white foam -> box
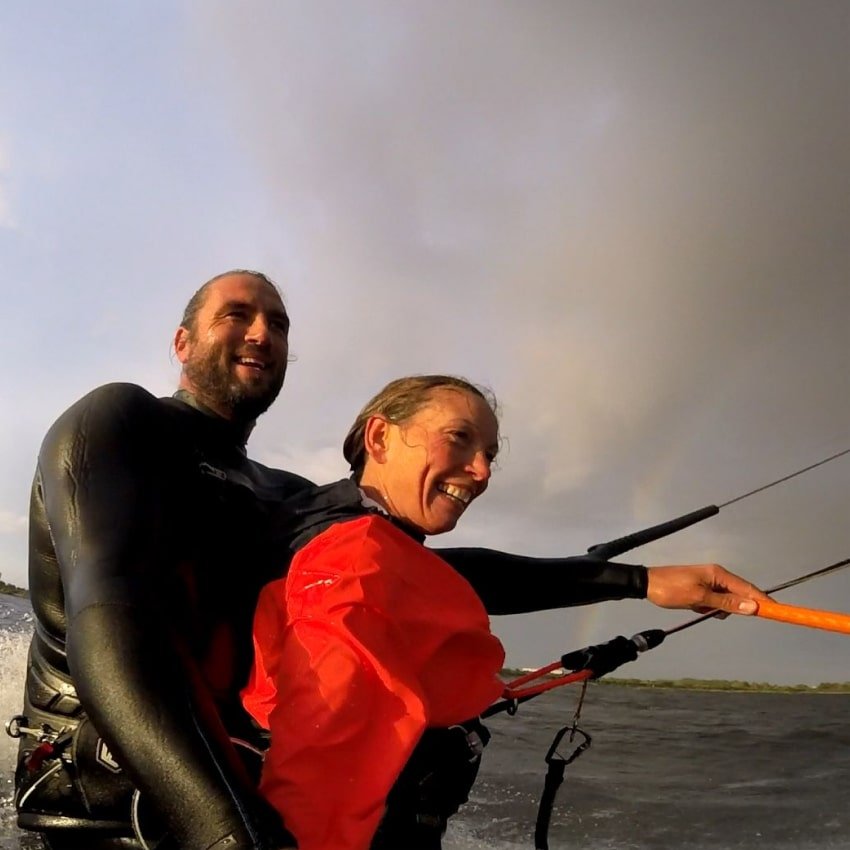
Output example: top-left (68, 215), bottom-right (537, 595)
top-left (1, 628), bottom-right (30, 848)
top-left (1, 630), bottom-right (29, 776)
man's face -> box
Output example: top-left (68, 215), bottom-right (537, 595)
top-left (174, 273), bottom-right (290, 422)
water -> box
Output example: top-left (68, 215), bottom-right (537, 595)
top-left (2, 594), bottom-right (849, 849)
top-left (1, 595), bottom-right (38, 850)
top-left (451, 687), bottom-right (850, 849)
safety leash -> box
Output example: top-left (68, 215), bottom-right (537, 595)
top-left (533, 681), bottom-right (591, 850)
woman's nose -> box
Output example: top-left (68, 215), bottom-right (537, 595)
top-left (469, 451), bottom-right (492, 483)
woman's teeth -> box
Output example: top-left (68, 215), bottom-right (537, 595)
top-left (436, 483), bottom-right (472, 505)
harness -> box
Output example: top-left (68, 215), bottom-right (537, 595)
top-left (6, 715), bottom-right (74, 775)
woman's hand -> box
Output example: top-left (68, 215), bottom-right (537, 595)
top-left (646, 564), bottom-right (769, 614)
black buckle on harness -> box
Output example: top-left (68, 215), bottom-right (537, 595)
top-left (545, 725), bottom-right (592, 768)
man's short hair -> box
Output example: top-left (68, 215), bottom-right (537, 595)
top-left (180, 270), bottom-right (282, 333)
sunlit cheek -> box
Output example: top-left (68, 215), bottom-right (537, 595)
top-left (203, 324), bottom-right (224, 342)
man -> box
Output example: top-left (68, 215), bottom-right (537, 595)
top-left (16, 271), bottom-right (307, 849)
top-left (13, 269), bottom-right (764, 850)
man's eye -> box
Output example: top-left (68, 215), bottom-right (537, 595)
top-left (449, 430), bottom-right (469, 442)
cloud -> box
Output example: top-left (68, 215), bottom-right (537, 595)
top-left (257, 444), bottom-right (350, 487)
top-left (185, 1), bottom-right (848, 536)
top-left (0, 137), bottom-right (15, 229)
top-left (0, 511), bottom-right (26, 535)
top-left (2, 2), bottom-right (842, 682)
top-left (184, 2), bottom-right (848, 682)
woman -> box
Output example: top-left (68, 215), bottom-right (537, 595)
top-left (243, 375), bottom-right (504, 850)
top-left (242, 375), bottom-right (765, 850)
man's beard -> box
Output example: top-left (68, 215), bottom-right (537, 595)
top-left (183, 340), bottom-right (286, 423)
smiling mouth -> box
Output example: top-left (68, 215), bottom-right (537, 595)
top-left (436, 483), bottom-right (473, 506)
top-left (234, 356), bottom-right (270, 371)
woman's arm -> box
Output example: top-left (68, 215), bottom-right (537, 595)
top-left (435, 547), bottom-right (647, 614)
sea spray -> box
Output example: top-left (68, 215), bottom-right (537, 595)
top-left (0, 628), bottom-right (31, 848)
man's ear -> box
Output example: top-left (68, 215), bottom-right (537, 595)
top-left (363, 416), bottom-right (392, 465)
top-left (173, 326), bottom-right (191, 365)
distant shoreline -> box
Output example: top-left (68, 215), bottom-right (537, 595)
top-left (1, 590), bottom-right (845, 693)
top-left (595, 677), bottom-right (850, 694)
top-left (501, 669), bottom-right (850, 694)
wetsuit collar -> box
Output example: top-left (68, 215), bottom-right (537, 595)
top-left (358, 488), bottom-right (389, 515)
top-left (357, 487), bottom-right (427, 543)
top-left (172, 389), bottom-right (255, 451)
top-left (282, 478), bottom-right (427, 553)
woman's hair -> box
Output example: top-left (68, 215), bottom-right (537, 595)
top-left (343, 375), bottom-right (499, 482)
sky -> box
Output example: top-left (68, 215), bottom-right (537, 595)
top-left (1, 0), bottom-right (847, 684)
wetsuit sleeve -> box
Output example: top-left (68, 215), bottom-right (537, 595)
top-left (255, 582), bottom-right (428, 850)
top-left (38, 384), bottom-right (292, 850)
top-left (433, 548), bottom-right (648, 614)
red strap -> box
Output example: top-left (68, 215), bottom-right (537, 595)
top-left (501, 665), bottom-right (592, 701)
top-left (26, 742), bottom-right (56, 773)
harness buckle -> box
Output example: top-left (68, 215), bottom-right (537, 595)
top-left (544, 725), bottom-right (592, 767)
top-left (5, 715), bottom-right (59, 742)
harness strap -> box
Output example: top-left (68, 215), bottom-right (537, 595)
top-left (533, 726), bottom-right (592, 850)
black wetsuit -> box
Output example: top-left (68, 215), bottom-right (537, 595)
top-left (275, 476), bottom-right (649, 616)
top-left (16, 383), bottom-right (311, 849)
top-left (14, 383), bottom-right (647, 850)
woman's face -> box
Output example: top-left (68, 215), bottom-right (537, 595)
top-left (363, 388), bottom-right (499, 536)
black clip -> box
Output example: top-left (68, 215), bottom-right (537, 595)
top-left (545, 725), bottom-right (592, 767)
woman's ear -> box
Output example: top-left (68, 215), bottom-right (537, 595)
top-left (363, 416), bottom-right (391, 465)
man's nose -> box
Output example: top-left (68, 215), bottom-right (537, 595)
top-left (245, 315), bottom-right (272, 346)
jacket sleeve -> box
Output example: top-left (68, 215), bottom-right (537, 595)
top-left (255, 582), bottom-right (427, 850)
top-left (433, 547), bottom-right (648, 614)
top-left (37, 384), bottom-right (292, 850)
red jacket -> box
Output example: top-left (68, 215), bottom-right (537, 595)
top-left (242, 514), bottom-right (505, 850)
